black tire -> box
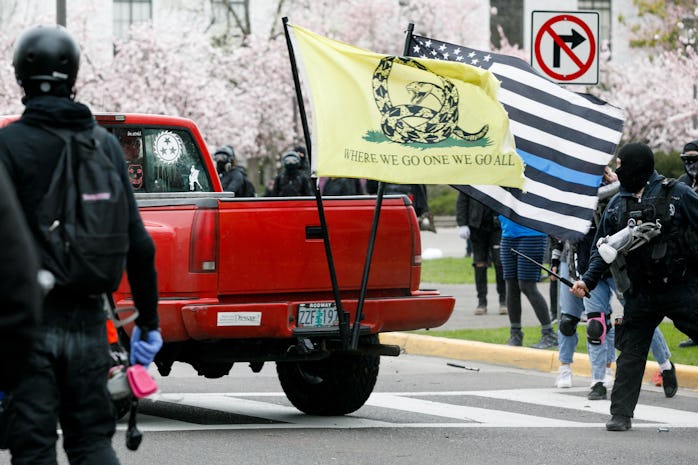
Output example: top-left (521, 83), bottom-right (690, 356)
top-left (276, 338), bottom-right (380, 416)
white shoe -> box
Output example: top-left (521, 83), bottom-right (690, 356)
top-left (603, 368), bottom-right (614, 389)
top-left (555, 366), bottom-right (572, 388)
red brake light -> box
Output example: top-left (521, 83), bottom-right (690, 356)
top-left (190, 208), bottom-right (218, 272)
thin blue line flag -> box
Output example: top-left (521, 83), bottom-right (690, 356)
top-left (407, 33), bottom-right (625, 241)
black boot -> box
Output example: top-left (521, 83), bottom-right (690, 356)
top-left (606, 415), bottom-right (631, 431)
top-left (661, 362), bottom-right (678, 398)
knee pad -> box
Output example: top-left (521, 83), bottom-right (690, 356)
top-left (559, 313), bottom-right (580, 337)
top-left (586, 312), bottom-right (609, 345)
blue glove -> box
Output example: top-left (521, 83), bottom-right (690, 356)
top-left (130, 327), bottom-right (163, 367)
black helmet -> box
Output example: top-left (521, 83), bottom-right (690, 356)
top-left (281, 151), bottom-right (301, 168)
top-left (13, 25), bottom-right (81, 91)
top-left (213, 145), bottom-right (235, 175)
top-left (213, 145), bottom-right (235, 163)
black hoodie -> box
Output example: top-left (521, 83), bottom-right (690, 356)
top-left (0, 96), bottom-right (159, 331)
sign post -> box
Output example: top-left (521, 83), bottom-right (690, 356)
top-left (531, 11), bottom-right (599, 85)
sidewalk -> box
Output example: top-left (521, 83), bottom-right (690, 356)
top-left (382, 226), bottom-right (698, 392)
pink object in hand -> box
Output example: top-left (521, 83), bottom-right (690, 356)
top-left (126, 365), bottom-right (158, 398)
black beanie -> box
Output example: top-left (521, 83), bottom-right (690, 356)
top-left (616, 143), bottom-right (654, 193)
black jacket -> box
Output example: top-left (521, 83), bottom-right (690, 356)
top-left (220, 166), bottom-right (246, 195)
top-left (678, 173), bottom-right (696, 190)
top-left (456, 191), bottom-right (499, 231)
top-left (582, 171), bottom-right (698, 291)
top-left (0, 162), bottom-right (41, 390)
top-left (271, 168), bottom-right (313, 197)
top-left (0, 96), bottom-right (159, 331)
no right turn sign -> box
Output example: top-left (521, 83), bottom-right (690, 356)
top-left (531, 11), bottom-right (599, 85)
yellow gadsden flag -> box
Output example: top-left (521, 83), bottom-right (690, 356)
top-left (286, 24), bottom-right (525, 188)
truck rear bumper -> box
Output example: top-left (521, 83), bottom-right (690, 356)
top-left (127, 293), bottom-right (454, 341)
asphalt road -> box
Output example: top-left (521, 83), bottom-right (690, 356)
top-left (10, 355), bottom-right (696, 465)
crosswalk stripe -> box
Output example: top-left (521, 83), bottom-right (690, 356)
top-left (120, 390), bottom-right (698, 431)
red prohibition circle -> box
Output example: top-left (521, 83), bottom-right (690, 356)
top-left (534, 15), bottom-right (596, 81)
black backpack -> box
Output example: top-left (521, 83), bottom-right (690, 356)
top-left (37, 125), bottom-right (130, 294)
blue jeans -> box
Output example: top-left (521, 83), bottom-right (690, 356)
top-left (581, 273), bottom-right (616, 382)
top-left (649, 326), bottom-right (671, 364)
top-left (557, 263), bottom-right (671, 381)
top-left (587, 277), bottom-right (671, 365)
top-left (557, 262), bottom-right (615, 382)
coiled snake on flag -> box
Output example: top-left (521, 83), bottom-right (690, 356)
top-left (372, 56), bottom-right (488, 144)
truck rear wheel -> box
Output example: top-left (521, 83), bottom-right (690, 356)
top-left (276, 337), bottom-right (380, 416)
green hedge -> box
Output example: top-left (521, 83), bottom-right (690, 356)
top-left (427, 185), bottom-right (458, 216)
top-left (655, 150), bottom-right (684, 178)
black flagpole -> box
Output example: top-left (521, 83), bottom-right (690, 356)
top-left (282, 17), bottom-right (351, 346)
top-left (349, 23), bottom-right (417, 349)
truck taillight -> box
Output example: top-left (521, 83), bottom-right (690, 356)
top-left (190, 208), bottom-right (218, 272)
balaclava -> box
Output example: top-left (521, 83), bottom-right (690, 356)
top-left (616, 143), bottom-right (654, 193)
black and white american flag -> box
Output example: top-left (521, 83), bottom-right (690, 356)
top-left (407, 34), bottom-right (625, 241)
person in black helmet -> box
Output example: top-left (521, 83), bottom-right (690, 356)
top-left (676, 139), bottom-right (698, 348)
top-left (213, 144), bottom-right (255, 197)
top-left (271, 150), bottom-right (313, 196)
top-left (571, 142), bottom-right (698, 432)
top-left (0, 25), bottom-right (160, 464)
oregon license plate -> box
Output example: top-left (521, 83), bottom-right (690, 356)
top-left (297, 302), bottom-right (339, 328)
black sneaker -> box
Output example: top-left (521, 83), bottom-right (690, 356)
top-left (606, 414), bottom-right (632, 431)
top-left (506, 331), bottom-right (523, 346)
top-left (588, 381), bottom-right (607, 400)
top-left (678, 339), bottom-right (697, 348)
top-left (661, 362), bottom-right (678, 398)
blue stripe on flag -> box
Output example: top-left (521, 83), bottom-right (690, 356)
top-left (517, 149), bottom-right (602, 188)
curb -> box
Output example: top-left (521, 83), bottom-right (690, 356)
top-left (380, 332), bottom-right (698, 391)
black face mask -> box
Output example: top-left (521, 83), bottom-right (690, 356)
top-left (616, 143), bottom-right (655, 193)
top-left (216, 160), bottom-right (228, 175)
top-left (684, 159), bottom-right (698, 179)
top-left (616, 165), bottom-right (648, 193)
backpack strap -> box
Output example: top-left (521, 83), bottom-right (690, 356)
top-left (103, 294), bottom-right (139, 329)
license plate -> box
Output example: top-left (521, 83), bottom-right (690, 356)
top-left (297, 302), bottom-right (339, 328)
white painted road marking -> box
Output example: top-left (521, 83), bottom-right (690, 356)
top-left (122, 389), bottom-right (698, 432)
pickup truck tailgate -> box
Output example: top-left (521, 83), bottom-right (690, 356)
top-left (217, 196), bottom-right (418, 295)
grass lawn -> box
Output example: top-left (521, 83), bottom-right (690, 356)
top-left (421, 256), bottom-right (502, 284)
top-left (419, 257), bottom-right (698, 367)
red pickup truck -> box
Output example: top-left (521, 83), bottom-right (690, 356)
top-left (4, 113), bottom-right (455, 415)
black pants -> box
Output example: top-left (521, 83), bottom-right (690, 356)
top-left (7, 298), bottom-right (119, 465)
top-left (611, 282), bottom-right (698, 418)
top-left (470, 226), bottom-right (505, 305)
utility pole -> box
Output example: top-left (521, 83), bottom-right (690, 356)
top-left (57, 0), bottom-right (66, 26)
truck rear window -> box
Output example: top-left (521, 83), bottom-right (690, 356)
top-left (109, 126), bottom-right (213, 193)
